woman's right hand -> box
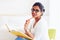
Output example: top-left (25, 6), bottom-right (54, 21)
top-left (24, 19), bottom-right (34, 39)
top-left (24, 19), bottom-right (30, 30)
top-left (24, 19), bottom-right (30, 37)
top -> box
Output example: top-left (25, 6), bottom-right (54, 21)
top-left (27, 16), bottom-right (48, 40)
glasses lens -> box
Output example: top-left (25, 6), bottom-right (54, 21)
top-left (31, 9), bottom-right (40, 13)
top-left (35, 10), bottom-right (39, 12)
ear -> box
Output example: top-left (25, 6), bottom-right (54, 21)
top-left (43, 9), bottom-right (45, 12)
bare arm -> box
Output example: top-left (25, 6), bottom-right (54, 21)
top-left (24, 19), bottom-right (34, 39)
top-left (24, 26), bottom-right (34, 38)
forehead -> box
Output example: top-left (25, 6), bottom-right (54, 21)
top-left (32, 6), bottom-right (40, 10)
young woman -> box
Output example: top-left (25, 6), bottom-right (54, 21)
top-left (24, 2), bottom-right (48, 40)
top-left (15, 2), bottom-right (48, 40)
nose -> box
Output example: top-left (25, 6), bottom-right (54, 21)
top-left (32, 11), bottom-right (36, 16)
top-left (32, 11), bottom-right (36, 13)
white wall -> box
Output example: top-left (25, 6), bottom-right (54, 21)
top-left (50, 0), bottom-right (60, 40)
top-left (0, 0), bottom-right (49, 16)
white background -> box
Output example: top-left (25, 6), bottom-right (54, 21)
top-left (0, 0), bottom-right (60, 40)
top-left (0, 0), bottom-right (49, 40)
top-left (50, 0), bottom-right (60, 40)
top-left (0, 0), bottom-right (49, 16)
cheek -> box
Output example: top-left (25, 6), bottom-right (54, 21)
top-left (32, 13), bottom-right (36, 16)
top-left (37, 13), bottom-right (42, 16)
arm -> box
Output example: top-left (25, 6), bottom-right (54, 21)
top-left (24, 19), bottom-right (34, 39)
top-left (24, 26), bottom-right (34, 39)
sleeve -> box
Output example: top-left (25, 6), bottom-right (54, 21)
top-left (33, 18), bottom-right (48, 40)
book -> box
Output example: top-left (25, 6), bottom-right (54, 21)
top-left (5, 24), bottom-right (32, 40)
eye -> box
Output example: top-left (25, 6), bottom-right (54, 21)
top-left (36, 10), bottom-right (39, 12)
top-left (31, 9), bottom-right (35, 11)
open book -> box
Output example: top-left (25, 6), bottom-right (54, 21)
top-left (5, 24), bottom-right (32, 40)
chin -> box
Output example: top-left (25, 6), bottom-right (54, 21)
top-left (33, 16), bottom-right (35, 17)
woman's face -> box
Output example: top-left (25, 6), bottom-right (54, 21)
top-left (31, 6), bottom-right (42, 18)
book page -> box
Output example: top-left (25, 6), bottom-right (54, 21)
top-left (5, 24), bottom-right (32, 40)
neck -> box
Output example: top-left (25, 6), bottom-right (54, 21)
top-left (35, 16), bottom-right (41, 22)
top-left (33, 16), bottom-right (41, 28)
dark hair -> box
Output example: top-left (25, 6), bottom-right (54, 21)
top-left (33, 2), bottom-right (45, 12)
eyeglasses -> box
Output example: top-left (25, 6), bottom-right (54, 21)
top-left (31, 9), bottom-right (40, 13)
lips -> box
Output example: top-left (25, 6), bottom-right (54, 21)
top-left (32, 14), bottom-right (37, 17)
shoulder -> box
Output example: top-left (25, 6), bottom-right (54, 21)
top-left (39, 16), bottom-right (48, 27)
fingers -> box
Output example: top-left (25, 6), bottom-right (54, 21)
top-left (24, 19), bottom-right (30, 28)
top-left (24, 17), bottom-right (33, 29)
top-left (26, 19), bottom-right (30, 24)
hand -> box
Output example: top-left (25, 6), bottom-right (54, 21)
top-left (24, 19), bottom-right (30, 36)
top-left (24, 19), bottom-right (30, 30)
top-left (24, 19), bottom-right (34, 39)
